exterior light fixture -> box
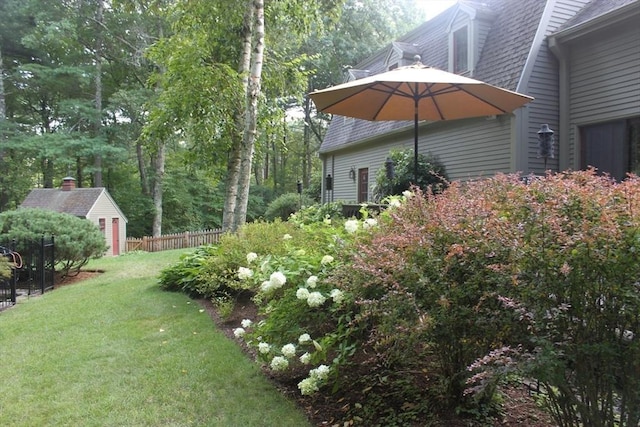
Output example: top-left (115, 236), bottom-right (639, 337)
top-left (349, 167), bottom-right (356, 182)
top-left (537, 124), bottom-right (555, 169)
top-left (325, 174), bottom-right (333, 191)
top-left (385, 157), bottom-right (395, 180)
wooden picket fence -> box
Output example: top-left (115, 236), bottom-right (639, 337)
top-left (125, 229), bottom-right (224, 253)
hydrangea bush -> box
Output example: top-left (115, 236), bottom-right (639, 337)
top-left (231, 214), bottom-right (377, 396)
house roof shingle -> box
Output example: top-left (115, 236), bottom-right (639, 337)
top-left (320, 0), bottom-right (548, 154)
top-left (21, 188), bottom-right (106, 217)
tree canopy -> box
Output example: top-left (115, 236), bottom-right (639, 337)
top-left (0, 0), bottom-right (426, 235)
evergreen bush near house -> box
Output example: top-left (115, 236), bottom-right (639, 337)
top-left (0, 208), bottom-right (108, 276)
top-left (372, 148), bottom-right (448, 201)
top-left (264, 192), bottom-right (314, 221)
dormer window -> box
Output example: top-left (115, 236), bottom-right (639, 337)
top-left (452, 26), bottom-right (469, 73)
top-left (447, 3), bottom-right (496, 76)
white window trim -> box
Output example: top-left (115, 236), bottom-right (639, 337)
top-left (448, 20), bottom-right (475, 76)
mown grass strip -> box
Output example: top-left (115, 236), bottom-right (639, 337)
top-left (0, 250), bottom-right (310, 427)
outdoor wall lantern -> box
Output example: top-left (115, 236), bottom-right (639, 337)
top-left (537, 123), bottom-right (555, 169)
top-left (385, 157), bottom-right (395, 180)
top-left (349, 167), bottom-right (356, 182)
top-left (325, 174), bottom-right (333, 191)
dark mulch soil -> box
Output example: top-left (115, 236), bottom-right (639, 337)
top-left (199, 294), bottom-right (556, 427)
top-left (57, 273), bottom-right (555, 426)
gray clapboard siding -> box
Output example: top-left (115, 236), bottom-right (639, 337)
top-left (566, 21), bottom-right (640, 167)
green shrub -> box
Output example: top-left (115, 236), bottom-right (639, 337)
top-left (372, 148), bottom-right (448, 201)
top-left (0, 208), bottom-right (107, 276)
top-left (0, 256), bottom-right (11, 280)
top-left (288, 202), bottom-right (344, 225)
top-left (263, 193), bottom-right (314, 221)
top-left (346, 170), bottom-right (640, 425)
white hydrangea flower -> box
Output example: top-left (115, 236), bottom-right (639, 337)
top-left (389, 198), bottom-right (401, 207)
top-left (321, 255), bottom-right (334, 265)
top-left (237, 267), bottom-right (253, 280)
top-left (362, 218), bottom-right (378, 230)
top-left (299, 352), bottom-right (311, 364)
top-left (270, 356), bottom-right (289, 371)
top-left (402, 190), bottom-right (414, 199)
top-left (281, 343), bottom-right (296, 358)
top-left (233, 327), bottom-right (245, 338)
top-left (258, 342), bottom-right (271, 354)
top-left (246, 252), bottom-right (258, 263)
top-left (306, 275), bottom-right (318, 288)
top-left (311, 364), bottom-right (330, 380)
top-left (296, 287), bottom-right (310, 300)
top-left (283, 234), bottom-right (293, 240)
top-left (269, 271), bottom-right (287, 288)
top-left (260, 280), bottom-right (273, 292)
top-left (241, 319), bottom-right (253, 328)
top-left (298, 377), bottom-right (319, 395)
top-left (298, 333), bottom-right (311, 344)
top-left (330, 289), bottom-right (344, 304)
top-left (307, 291), bottom-right (327, 308)
top-left (344, 219), bottom-right (359, 233)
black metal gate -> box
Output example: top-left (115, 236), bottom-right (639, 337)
top-left (0, 237), bottom-right (55, 311)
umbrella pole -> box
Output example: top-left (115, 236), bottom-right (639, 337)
top-left (414, 100), bottom-right (419, 183)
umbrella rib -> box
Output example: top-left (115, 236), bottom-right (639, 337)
top-left (419, 84), bottom-right (510, 115)
top-left (369, 82), bottom-right (412, 120)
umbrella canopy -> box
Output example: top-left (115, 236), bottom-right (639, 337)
top-left (309, 59), bottom-right (534, 181)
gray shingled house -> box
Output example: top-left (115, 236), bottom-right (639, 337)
top-left (20, 178), bottom-right (128, 256)
top-left (319, 0), bottom-right (640, 204)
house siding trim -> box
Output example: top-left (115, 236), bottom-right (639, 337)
top-left (549, 1), bottom-right (640, 171)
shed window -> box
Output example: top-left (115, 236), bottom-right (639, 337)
top-left (453, 26), bottom-right (468, 73)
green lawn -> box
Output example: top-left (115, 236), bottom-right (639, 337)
top-left (0, 250), bottom-right (311, 427)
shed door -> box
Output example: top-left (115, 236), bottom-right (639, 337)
top-left (112, 218), bottom-right (120, 256)
top-left (357, 168), bottom-right (368, 203)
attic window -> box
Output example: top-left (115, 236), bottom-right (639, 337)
top-left (453, 26), bottom-right (469, 73)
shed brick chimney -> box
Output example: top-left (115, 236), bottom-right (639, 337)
top-left (61, 177), bottom-right (76, 191)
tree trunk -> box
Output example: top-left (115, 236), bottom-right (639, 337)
top-left (151, 141), bottom-right (165, 239)
top-left (233, 0), bottom-right (264, 228)
top-left (136, 141), bottom-right (150, 196)
top-left (93, 0), bottom-right (104, 187)
top-left (0, 47), bottom-right (5, 121)
top-left (222, 0), bottom-right (253, 232)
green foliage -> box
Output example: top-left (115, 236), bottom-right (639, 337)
top-left (372, 149), bottom-right (449, 201)
top-left (0, 256), bottom-right (12, 280)
top-left (289, 202), bottom-right (344, 225)
top-left (348, 170), bottom-right (640, 425)
top-left (0, 208), bottom-right (107, 276)
top-left (264, 193), bottom-right (315, 222)
top-left (159, 220), bottom-right (305, 299)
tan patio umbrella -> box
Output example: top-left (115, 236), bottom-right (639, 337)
top-left (309, 57), bottom-right (534, 181)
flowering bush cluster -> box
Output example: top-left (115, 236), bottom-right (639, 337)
top-left (229, 215), bottom-right (381, 396)
top-left (162, 172), bottom-right (640, 426)
top-left (340, 170), bottom-right (640, 425)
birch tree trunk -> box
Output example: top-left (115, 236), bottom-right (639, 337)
top-left (222, 0), bottom-right (253, 232)
top-left (233, 0), bottom-right (264, 228)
